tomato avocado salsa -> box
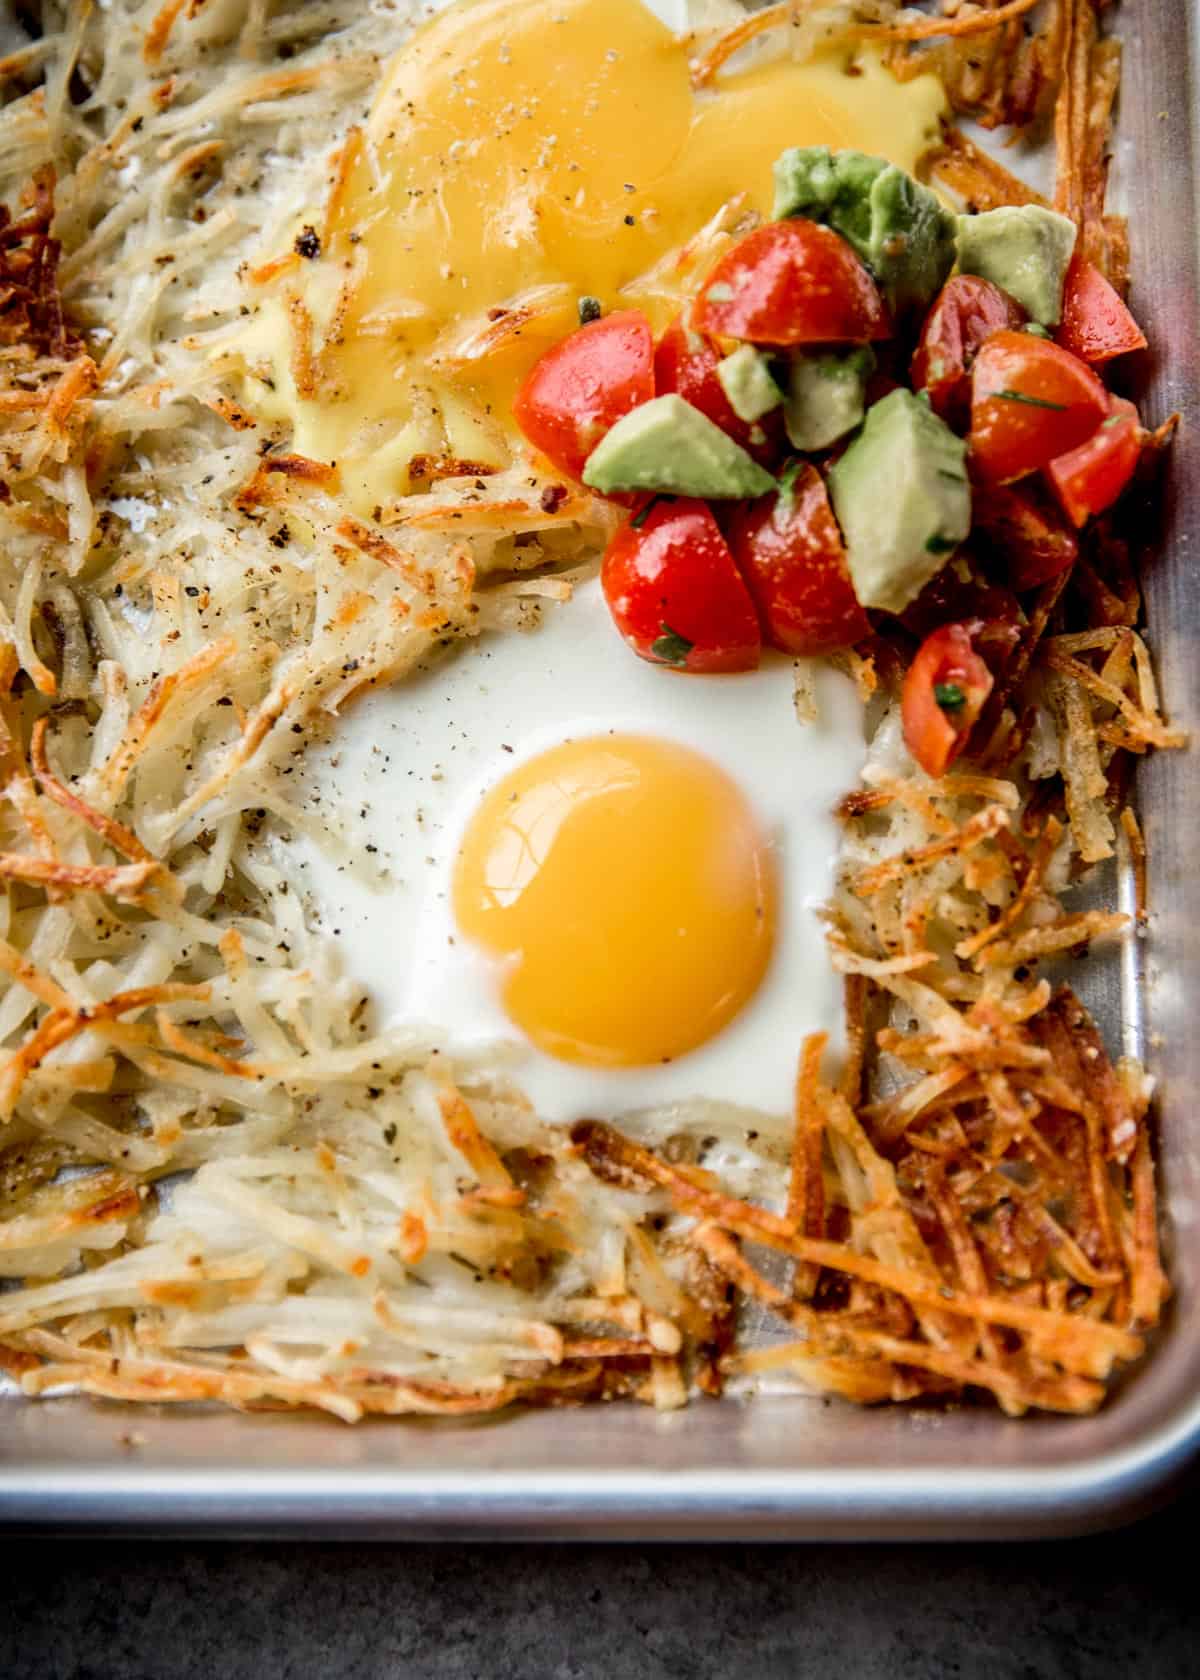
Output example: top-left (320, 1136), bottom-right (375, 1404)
top-left (511, 146), bottom-right (1148, 778)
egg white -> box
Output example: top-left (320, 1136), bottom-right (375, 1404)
top-left (287, 578), bottom-right (865, 1123)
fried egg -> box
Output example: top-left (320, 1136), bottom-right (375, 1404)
top-left (292, 578), bottom-right (864, 1121)
top-left (240, 0), bottom-right (942, 1120)
top-left (230, 0), bottom-right (946, 511)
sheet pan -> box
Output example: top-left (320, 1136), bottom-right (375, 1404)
top-left (0, 0), bottom-right (1197, 1539)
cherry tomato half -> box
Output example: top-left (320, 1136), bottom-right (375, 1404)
top-left (901, 621), bottom-right (995, 778)
top-left (1055, 258), bottom-right (1147, 366)
top-left (654, 314), bottom-right (782, 466)
top-left (601, 497), bottom-right (761, 673)
top-left (726, 463), bottom-right (868, 655)
top-left (972, 482), bottom-right (1080, 590)
top-left (910, 275), bottom-right (1026, 427)
top-left (512, 310), bottom-right (655, 482)
top-left (968, 331), bottom-right (1110, 485)
top-left (1044, 396), bottom-right (1143, 527)
top-left (695, 222), bottom-right (889, 348)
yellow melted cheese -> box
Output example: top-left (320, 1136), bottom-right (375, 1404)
top-left (232, 0), bottom-right (946, 510)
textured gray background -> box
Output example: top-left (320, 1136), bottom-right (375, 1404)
top-left (2, 1489), bottom-right (1198, 1678)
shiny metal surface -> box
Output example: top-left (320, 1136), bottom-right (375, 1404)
top-left (1, 2), bottom-right (1198, 1539)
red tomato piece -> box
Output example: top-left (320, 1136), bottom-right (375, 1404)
top-left (601, 498), bottom-right (761, 673)
top-left (969, 331), bottom-right (1110, 484)
top-left (972, 482), bottom-right (1080, 590)
top-left (654, 314), bottom-right (782, 466)
top-left (512, 311), bottom-right (654, 482)
top-left (910, 275), bottom-right (1026, 426)
top-left (726, 464), bottom-right (868, 655)
top-left (695, 221), bottom-right (889, 348)
top-left (1044, 397), bottom-right (1143, 527)
top-left (901, 622), bottom-right (995, 778)
top-left (1056, 258), bottom-right (1148, 365)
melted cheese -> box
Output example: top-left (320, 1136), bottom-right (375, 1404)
top-left (232, 0), bottom-right (945, 509)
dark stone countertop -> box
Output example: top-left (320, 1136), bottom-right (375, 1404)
top-left (3, 1486), bottom-right (1198, 1678)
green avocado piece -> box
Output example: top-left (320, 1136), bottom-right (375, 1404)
top-left (955, 205), bottom-right (1078, 325)
top-left (716, 345), bottom-right (784, 423)
top-left (772, 146), bottom-right (957, 315)
top-left (784, 347), bottom-right (873, 452)
top-left (827, 388), bottom-right (970, 614)
top-left (582, 394), bottom-right (776, 499)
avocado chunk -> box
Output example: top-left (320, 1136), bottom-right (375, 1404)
top-left (955, 205), bottom-right (1077, 325)
top-left (716, 345), bottom-right (784, 423)
top-left (784, 347), bottom-right (873, 452)
top-left (582, 394), bottom-right (776, 499)
top-left (827, 388), bottom-right (970, 614)
top-left (772, 146), bottom-right (957, 315)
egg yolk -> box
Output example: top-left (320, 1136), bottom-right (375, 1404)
top-left (452, 735), bottom-right (776, 1068)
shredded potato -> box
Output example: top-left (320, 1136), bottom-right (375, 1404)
top-left (0, 0), bottom-right (1178, 1423)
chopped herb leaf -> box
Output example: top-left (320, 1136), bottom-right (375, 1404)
top-left (774, 459), bottom-right (803, 520)
top-left (1101, 411), bottom-right (1127, 428)
top-left (651, 623), bottom-right (694, 667)
top-left (934, 682), bottom-right (966, 710)
top-left (925, 532), bottom-right (958, 555)
top-left (995, 389), bottom-right (1068, 411)
top-left (630, 494), bottom-right (668, 529)
top-left (577, 295), bottom-right (603, 325)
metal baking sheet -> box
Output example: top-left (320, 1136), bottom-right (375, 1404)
top-left (0, 2), bottom-right (1197, 1539)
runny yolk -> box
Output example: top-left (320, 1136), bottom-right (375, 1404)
top-left (231, 0), bottom-right (946, 510)
top-left (452, 734), bottom-right (776, 1068)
